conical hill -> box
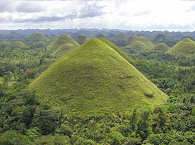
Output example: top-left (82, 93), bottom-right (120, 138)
top-left (154, 43), bottom-right (169, 51)
top-left (30, 38), bottom-right (168, 115)
top-left (167, 38), bottom-right (195, 56)
top-left (99, 38), bottom-right (133, 64)
top-left (127, 35), bottom-right (154, 50)
top-left (48, 34), bottom-right (79, 57)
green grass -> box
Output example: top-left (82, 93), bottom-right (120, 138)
top-left (10, 41), bottom-right (28, 49)
top-left (28, 33), bottom-right (48, 42)
top-left (127, 35), bottom-right (154, 50)
top-left (48, 34), bottom-right (79, 57)
top-left (154, 43), bottom-right (169, 51)
top-left (30, 38), bottom-right (168, 116)
top-left (167, 38), bottom-right (195, 56)
top-left (99, 38), bottom-right (134, 64)
top-left (0, 77), bottom-right (4, 84)
top-left (0, 77), bottom-right (15, 86)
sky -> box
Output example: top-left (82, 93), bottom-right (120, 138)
top-left (0, 0), bottom-right (195, 31)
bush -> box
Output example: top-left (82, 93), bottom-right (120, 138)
top-left (54, 135), bottom-right (71, 145)
top-left (0, 130), bottom-right (32, 145)
top-left (109, 131), bottom-right (125, 145)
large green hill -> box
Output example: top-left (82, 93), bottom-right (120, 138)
top-left (74, 34), bottom-right (88, 44)
top-left (167, 38), bottom-right (195, 56)
top-left (127, 35), bottom-right (154, 51)
top-left (48, 34), bottom-right (79, 57)
top-left (26, 33), bottom-right (49, 49)
top-left (30, 38), bottom-right (168, 115)
top-left (99, 38), bottom-right (134, 64)
top-left (27, 33), bottom-right (48, 42)
top-left (10, 41), bottom-right (28, 49)
top-left (154, 43), bottom-right (169, 51)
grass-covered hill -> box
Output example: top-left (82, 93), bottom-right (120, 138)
top-left (26, 33), bottom-right (49, 49)
top-left (127, 35), bottom-right (154, 51)
top-left (74, 34), bottom-right (88, 44)
top-left (99, 38), bottom-right (134, 64)
top-left (48, 34), bottom-right (79, 57)
top-left (30, 38), bottom-right (168, 115)
top-left (27, 33), bottom-right (48, 42)
top-left (10, 41), bottom-right (28, 49)
top-left (154, 43), bottom-right (169, 51)
top-left (167, 38), bottom-right (195, 56)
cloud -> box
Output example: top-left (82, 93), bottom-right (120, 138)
top-left (10, 0), bottom-right (106, 23)
top-left (0, 0), bottom-right (195, 31)
top-left (15, 16), bottom-right (65, 23)
top-left (133, 11), bottom-right (150, 17)
top-left (0, 0), bottom-right (15, 12)
top-left (16, 2), bottom-right (44, 13)
top-left (77, 3), bottom-right (105, 18)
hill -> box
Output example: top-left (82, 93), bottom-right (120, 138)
top-left (99, 38), bottom-right (133, 64)
top-left (127, 35), bottom-right (154, 50)
top-left (27, 33), bottom-right (48, 42)
top-left (29, 38), bottom-right (168, 115)
top-left (74, 34), bottom-right (88, 44)
top-left (152, 34), bottom-right (177, 47)
top-left (26, 33), bottom-right (49, 49)
top-left (48, 34), bottom-right (79, 57)
top-left (10, 41), bottom-right (28, 49)
top-left (167, 38), bottom-right (195, 56)
top-left (112, 33), bottom-right (129, 46)
top-left (154, 43), bottom-right (169, 51)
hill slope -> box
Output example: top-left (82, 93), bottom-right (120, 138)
top-left (74, 34), bottom-right (88, 44)
top-left (10, 41), bottom-right (28, 49)
top-left (99, 38), bottom-right (134, 64)
top-left (48, 34), bottom-right (79, 57)
top-left (30, 38), bottom-right (168, 115)
top-left (127, 35), bottom-right (154, 50)
top-left (26, 33), bottom-right (49, 49)
top-left (167, 38), bottom-right (195, 56)
top-left (154, 43), bottom-right (169, 51)
top-left (27, 33), bottom-right (48, 42)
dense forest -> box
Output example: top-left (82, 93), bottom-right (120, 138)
top-left (0, 30), bottom-right (194, 145)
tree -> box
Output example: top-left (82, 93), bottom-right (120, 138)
top-left (0, 130), bottom-right (32, 145)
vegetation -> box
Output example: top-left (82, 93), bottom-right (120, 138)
top-left (99, 37), bottom-right (134, 64)
top-left (25, 33), bottom-right (49, 49)
top-left (154, 43), bottom-right (169, 51)
top-left (0, 32), bottom-right (194, 145)
top-left (48, 34), bottom-right (79, 57)
top-left (74, 34), bottom-right (88, 44)
top-left (30, 38), bottom-right (168, 115)
top-left (126, 35), bottom-right (154, 51)
top-left (168, 38), bottom-right (195, 56)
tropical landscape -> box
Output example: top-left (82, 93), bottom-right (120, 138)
top-left (0, 0), bottom-right (195, 145)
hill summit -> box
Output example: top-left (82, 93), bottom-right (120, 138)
top-left (154, 43), bottom-right (169, 51)
top-left (48, 34), bottom-right (79, 57)
top-left (168, 38), bottom-right (195, 56)
top-left (30, 38), bottom-right (168, 115)
top-left (127, 35), bottom-right (154, 50)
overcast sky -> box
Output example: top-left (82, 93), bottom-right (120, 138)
top-left (1, 0), bottom-right (195, 31)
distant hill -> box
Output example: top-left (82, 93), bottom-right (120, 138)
top-left (48, 34), bottom-right (79, 57)
top-left (126, 35), bottom-right (154, 51)
top-left (167, 38), bottom-right (195, 56)
top-left (154, 43), bottom-right (169, 51)
top-left (74, 34), bottom-right (88, 44)
top-left (10, 41), bottom-right (28, 49)
top-left (0, 41), bottom-right (10, 50)
top-left (30, 38), bottom-right (168, 116)
top-left (112, 33), bottom-right (129, 46)
top-left (26, 33), bottom-right (49, 49)
top-left (99, 38), bottom-right (133, 64)
top-left (27, 33), bottom-right (48, 42)
top-left (152, 34), bottom-right (177, 47)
